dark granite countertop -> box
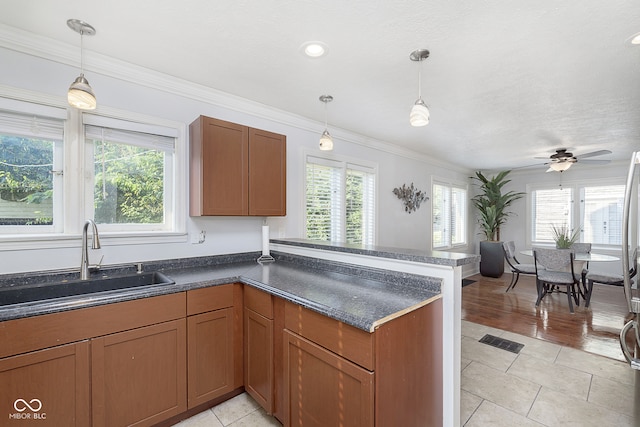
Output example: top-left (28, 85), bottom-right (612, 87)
top-left (271, 238), bottom-right (480, 267)
top-left (0, 252), bottom-right (441, 332)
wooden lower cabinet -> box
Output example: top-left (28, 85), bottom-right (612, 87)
top-left (91, 319), bottom-right (187, 427)
top-left (0, 341), bottom-right (90, 426)
top-left (244, 308), bottom-right (273, 411)
top-left (282, 299), bottom-right (443, 427)
top-left (187, 307), bottom-right (235, 408)
top-left (283, 330), bottom-right (374, 427)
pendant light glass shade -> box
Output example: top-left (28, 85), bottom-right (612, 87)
top-left (410, 98), bottom-right (429, 126)
top-left (319, 95), bottom-right (334, 151)
top-left (319, 130), bottom-right (333, 151)
top-left (67, 19), bottom-right (96, 110)
top-left (409, 49), bottom-right (430, 127)
top-left (68, 74), bottom-right (97, 110)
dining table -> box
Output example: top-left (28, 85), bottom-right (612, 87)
top-left (519, 249), bottom-right (619, 262)
top-left (520, 249), bottom-right (620, 307)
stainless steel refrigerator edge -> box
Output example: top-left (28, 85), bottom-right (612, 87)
top-left (621, 151), bottom-right (640, 420)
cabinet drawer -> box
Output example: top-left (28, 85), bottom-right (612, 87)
top-left (0, 293), bottom-right (186, 359)
top-left (284, 301), bottom-right (374, 371)
top-left (187, 284), bottom-right (234, 316)
top-left (244, 286), bottom-right (273, 319)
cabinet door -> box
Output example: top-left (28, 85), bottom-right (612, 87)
top-left (283, 330), bottom-right (373, 427)
top-left (187, 307), bottom-right (234, 408)
top-left (244, 308), bottom-right (273, 412)
top-left (248, 128), bottom-right (286, 216)
top-left (0, 341), bottom-right (90, 426)
top-left (91, 319), bottom-right (187, 427)
top-left (191, 117), bottom-right (249, 216)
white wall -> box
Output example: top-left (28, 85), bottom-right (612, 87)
top-left (0, 47), bottom-right (476, 275)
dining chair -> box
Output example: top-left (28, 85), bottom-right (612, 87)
top-left (502, 241), bottom-right (537, 292)
top-left (584, 247), bottom-right (638, 308)
top-left (571, 242), bottom-right (591, 297)
top-left (533, 248), bottom-right (581, 313)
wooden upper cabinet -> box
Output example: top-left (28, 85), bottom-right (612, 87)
top-left (248, 128), bottom-right (286, 216)
top-left (189, 116), bottom-right (286, 216)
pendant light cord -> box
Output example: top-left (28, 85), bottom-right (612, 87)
top-left (79, 29), bottom-right (84, 75)
top-left (324, 100), bottom-right (328, 130)
top-left (417, 60), bottom-right (422, 99)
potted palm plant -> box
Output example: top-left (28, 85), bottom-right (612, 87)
top-left (471, 170), bottom-right (525, 277)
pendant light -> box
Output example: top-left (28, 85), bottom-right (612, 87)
top-left (67, 19), bottom-right (97, 110)
top-left (409, 49), bottom-right (430, 127)
top-left (319, 95), bottom-right (334, 151)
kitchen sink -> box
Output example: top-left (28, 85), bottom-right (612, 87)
top-left (0, 271), bottom-right (175, 306)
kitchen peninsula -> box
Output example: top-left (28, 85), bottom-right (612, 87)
top-left (0, 239), bottom-right (478, 427)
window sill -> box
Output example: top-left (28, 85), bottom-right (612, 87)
top-left (0, 232), bottom-right (188, 251)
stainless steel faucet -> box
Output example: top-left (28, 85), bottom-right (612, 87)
top-left (80, 219), bottom-right (101, 280)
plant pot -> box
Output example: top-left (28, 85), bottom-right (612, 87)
top-left (480, 241), bottom-right (504, 278)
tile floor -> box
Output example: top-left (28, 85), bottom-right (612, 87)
top-left (173, 320), bottom-right (638, 427)
top-left (460, 320), bottom-right (637, 426)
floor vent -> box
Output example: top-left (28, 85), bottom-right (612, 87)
top-left (479, 334), bottom-right (524, 354)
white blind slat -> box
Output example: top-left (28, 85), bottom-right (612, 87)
top-left (85, 125), bottom-right (174, 152)
top-left (0, 110), bottom-right (64, 141)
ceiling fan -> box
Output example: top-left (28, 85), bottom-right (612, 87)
top-left (535, 148), bottom-right (612, 172)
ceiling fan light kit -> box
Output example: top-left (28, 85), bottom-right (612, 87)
top-left (67, 19), bottom-right (97, 110)
top-left (538, 148), bottom-right (612, 172)
top-left (409, 49), bottom-right (430, 127)
top-left (548, 161), bottom-right (573, 172)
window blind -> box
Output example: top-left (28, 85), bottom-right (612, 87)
top-left (305, 161), bottom-right (343, 242)
top-left (305, 155), bottom-right (376, 245)
top-left (581, 185), bottom-right (624, 245)
top-left (433, 181), bottom-right (467, 249)
top-left (532, 188), bottom-right (574, 242)
top-left (0, 110), bottom-right (64, 141)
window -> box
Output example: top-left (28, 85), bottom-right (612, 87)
top-left (305, 154), bottom-right (376, 244)
top-left (0, 97), bottom-right (183, 239)
top-left (529, 182), bottom-right (624, 246)
top-left (531, 187), bottom-right (574, 242)
top-left (84, 117), bottom-right (176, 231)
top-left (432, 180), bottom-right (467, 249)
top-left (0, 109), bottom-right (64, 233)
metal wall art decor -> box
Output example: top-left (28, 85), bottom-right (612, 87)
top-left (392, 183), bottom-right (428, 213)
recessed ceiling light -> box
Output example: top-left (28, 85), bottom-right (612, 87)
top-left (301, 41), bottom-right (328, 58)
top-left (627, 32), bottom-right (640, 45)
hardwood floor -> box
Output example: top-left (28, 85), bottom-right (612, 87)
top-left (462, 272), bottom-right (634, 362)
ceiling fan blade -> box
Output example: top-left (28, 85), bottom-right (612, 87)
top-left (579, 159), bottom-right (611, 165)
top-left (545, 167), bottom-right (555, 173)
top-left (575, 149), bottom-right (612, 159)
top-left (511, 163), bottom-right (546, 170)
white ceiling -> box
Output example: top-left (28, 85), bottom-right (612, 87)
top-left (2, 0), bottom-right (640, 171)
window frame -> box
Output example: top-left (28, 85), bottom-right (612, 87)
top-left (526, 177), bottom-right (626, 249)
top-left (303, 149), bottom-right (378, 245)
top-left (0, 88), bottom-right (187, 251)
top-left (0, 105), bottom-right (66, 234)
top-left (431, 177), bottom-right (468, 250)
top-left (82, 115), bottom-right (178, 233)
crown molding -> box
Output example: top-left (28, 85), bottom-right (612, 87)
top-left (0, 23), bottom-right (469, 174)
